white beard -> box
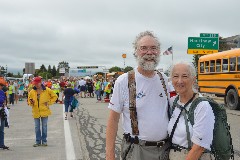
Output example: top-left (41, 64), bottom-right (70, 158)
top-left (137, 54), bottom-right (160, 71)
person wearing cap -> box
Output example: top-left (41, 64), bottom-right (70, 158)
top-left (0, 78), bottom-right (9, 150)
top-left (28, 77), bottom-right (57, 147)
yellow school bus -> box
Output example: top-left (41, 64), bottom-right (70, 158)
top-left (198, 49), bottom-right (240, 110)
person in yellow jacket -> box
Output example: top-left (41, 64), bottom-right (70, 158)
top-left (51, 80), bottom-right (60, 103)
top-left (104, 82), bottom-right (111, 99)
top-left (28, 77), bottom-right (57, 147)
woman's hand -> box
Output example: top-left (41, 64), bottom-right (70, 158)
top-left (186, 143), bottom-right (205, 160)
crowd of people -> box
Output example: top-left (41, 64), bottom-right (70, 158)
top-left (0, 74), bottom-right (116, 150)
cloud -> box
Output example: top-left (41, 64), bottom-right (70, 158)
top-left (0, 0), bottom-right (239, 74)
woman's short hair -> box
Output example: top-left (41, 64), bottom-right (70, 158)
top-left (169, 61), bottom-right (196, 79)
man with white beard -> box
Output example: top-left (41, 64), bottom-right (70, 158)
top-left (106, 31), bottom-right (171, 160)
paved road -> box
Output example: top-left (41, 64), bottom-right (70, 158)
top-left (76, 97), bottom-right (240, 160)
top-left (2, 96), bottom-right (239, 160)
top-left (75, 98), bottom-right (123, 160)
top-left (1, 98), bottom-right (82, 160)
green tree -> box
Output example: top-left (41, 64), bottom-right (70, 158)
top-left (123, 66), bottom-right (133, 73)
top-left (192, 54), bottom-right (200, 79)
top-left (52, 65), bottom-right (57, 77)
top-left (7, 72), bottom-right (14, 77)
top-left (47, 65), bottom-right (52, 73)
top-left (16, 72), bottom-right (22, 78)
top-left (109, 66), bottom-right (122, 73)
top-left (58, 61), bottom-right (70, 73)
top-left (40, 64), bottom-right (47, 72)
top-left (38, 72), bottom-right (52, 80)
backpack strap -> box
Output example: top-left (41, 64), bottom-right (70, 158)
top-left (188, 95), bottom-right (207, 126)
top-left (128, 70), bottom-right (139, 135)
top-left (169, 93), bottom-right (196, 146)
top-left (127, 70), bottom-right (171, 135)
top-left (182, 109), bottom-right (192, 148)
top-left (155, 70), bottom-right (171, 119)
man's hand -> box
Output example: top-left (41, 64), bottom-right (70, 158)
top-left (30, 99), bottom-right (35, 105)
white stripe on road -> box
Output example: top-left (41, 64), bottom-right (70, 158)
top-left (63, 104), bottom-right (76, 160)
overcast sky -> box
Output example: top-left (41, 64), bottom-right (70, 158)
top-left (0, 0), bottom-right (239, 74)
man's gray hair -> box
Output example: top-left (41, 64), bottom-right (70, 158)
top-left (133, 31), bottom-right (161, 57)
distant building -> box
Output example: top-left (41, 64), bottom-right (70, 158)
top-left (221, 35), bottom-right (240, 49)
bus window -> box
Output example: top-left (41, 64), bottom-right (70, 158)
top-left (222, 59), bottom-right (228, 72)
top-left (216, 59), bottom-right (221, 72)
top-left (200, 62), bottom-right (204, 73)
top-left (238, 57), bottom-right (240, 71)
top-left (229, 57), bottom-right (236, 71)
top-left (205, 61), bottom-right (209, 73)
top-left (210, 60), bottom-right (215, 72)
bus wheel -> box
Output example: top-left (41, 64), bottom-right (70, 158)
top-left (226, 89), bottom-right (239, 110)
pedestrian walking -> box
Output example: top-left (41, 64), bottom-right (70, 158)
top-left (8, 81), bottom-right (15, 106)
top-left (28, 77), bottom-right (57, 147)
top-left (94, 79), bottom-right (102, 102)
top-left (13, 80), bottom-right (19, 104)
top-left (0, 78), bottom-right (9, 150)
top-left (106, 31), bottom-right (172, 160)
top-left (18, 80), bottom-right (24, 101)
top-left (62, 83), bottom-right (75, 120)
top-left (78, 78), bottom-right (86, 98)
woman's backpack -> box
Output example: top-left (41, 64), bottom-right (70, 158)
top-left (71, 97), bottom-right (79, 110)
top-left (188, 97), bottom-right (234, 160)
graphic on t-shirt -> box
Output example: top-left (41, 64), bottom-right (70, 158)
top-left (136, 91), bottom-right (146, 99)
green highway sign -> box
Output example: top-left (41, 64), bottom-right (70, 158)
top-left (188, 37), bottom-right (219, 50)
top-left (77, 66), bottom-right (98, 69)
top-left (200, 33), bottom-right (219, 38)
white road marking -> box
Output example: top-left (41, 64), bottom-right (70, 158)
top-left (63, 104), bottom-right (76, 160)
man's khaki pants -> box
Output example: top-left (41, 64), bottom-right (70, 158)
top-left (121, 138), bottom-right (170, 160)
top-left (169, 149), bottom-right (215, 160)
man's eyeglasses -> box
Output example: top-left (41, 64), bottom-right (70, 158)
top-left (138, 46), bottom-right (159, 53)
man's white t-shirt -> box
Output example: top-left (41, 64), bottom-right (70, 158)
top-left (108, 68), bottom-right (171, 141)
top-left (167, 95), bottom-right (215, 150)
top-left (78, 80), bottom-right (86, 86)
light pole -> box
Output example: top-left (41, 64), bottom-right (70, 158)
top-left (5, 65), bottom-right (7, 77)
top-left (237, 36), bottom-right (240, 48)
top-left (122, 54), bottom-right (126, 70)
